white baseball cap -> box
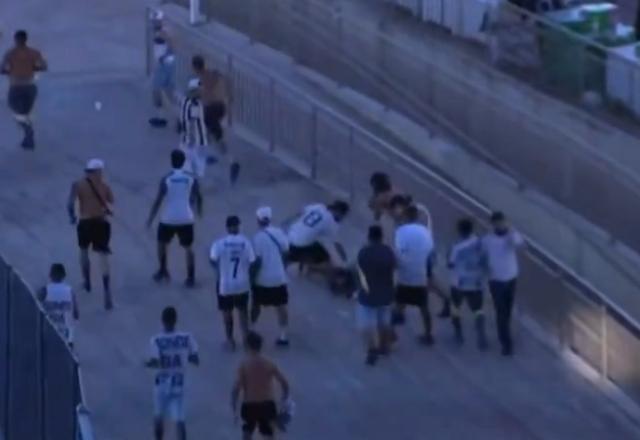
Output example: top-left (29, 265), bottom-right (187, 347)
top-left (256, 206), bottom-right (273, 221)
top-left (151, 10), bottom-right (164, 21)
top-left (85, 158), bottom-right (104, 171)
top-left (187, 78), bottom-right (201, 91)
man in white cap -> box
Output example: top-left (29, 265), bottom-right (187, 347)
top-left (178, 78), bottom-right (208, 178)
top-left (67, 158), bottom-right (114, 310)
top-left (252, 207), bottom-right (291, 346)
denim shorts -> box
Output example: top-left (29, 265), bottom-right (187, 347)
top-left (356, 304), bottom-right (392, 330)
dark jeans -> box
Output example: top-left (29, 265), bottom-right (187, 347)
top-left (489, 279), bottom-right (517, 352)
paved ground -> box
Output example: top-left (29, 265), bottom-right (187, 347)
top-left (2, 0), bottom-right (640, 439)
top-left (1, 54), bottom-right (640, 440)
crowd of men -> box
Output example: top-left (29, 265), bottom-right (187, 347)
top-left (2, 16), bottom-right (525, 440)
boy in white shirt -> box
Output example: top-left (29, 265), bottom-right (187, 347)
top-left (178, 78), bottom-right (208, 178)
top-left (146, 306), bottom-right (199, 440)
top-left (482, 211), bottom-right (524, 356)
top-left (448, 218), bottom-right (487, 349)
top-left (394, 205), bottom-right (435, 345)
top-left (38, 263), bottom-right (78, 348)
top-left (210, 215), bottom-right (256, 350)
top-left (252, 207), bottom-right (291, 346)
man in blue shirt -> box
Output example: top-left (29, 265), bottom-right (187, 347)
top-left (448, 218), bottom-right (487, 350)
top-left (356, 225), bottom-right (396, 366)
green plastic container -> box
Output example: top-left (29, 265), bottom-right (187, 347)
top-left (581, 3), bottom-right (617, 34)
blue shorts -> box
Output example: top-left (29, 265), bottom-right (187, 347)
top-left (152, 62), bottom-right (176, 93)
top-left (356, 304), bottom-right (392, 330)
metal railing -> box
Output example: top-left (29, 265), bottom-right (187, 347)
top-left (0, 257), bottom-right (94, 440)
top-left (154, 6), bottom-right (640, 407)
top-left (191, 0), bottom-right (640, 260)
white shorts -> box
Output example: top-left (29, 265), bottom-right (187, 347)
top-left (153, 387), bottom-right (185, 422)
top-left (180, 143), bottom-right (207, 178)
top-left (356, 304), bottom-right (392, 331)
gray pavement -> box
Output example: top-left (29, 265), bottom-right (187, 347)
top-left (0, 62), bottom-right (639, 440)
top-left (1, 0), bottom-right (640, 438)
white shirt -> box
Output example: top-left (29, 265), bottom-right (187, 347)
top-left (210, 234), bottom-right (256, 295)
top-left (288, 204), bottom-right (338, 247)
top-left (42, 282), bottom-right (74, 344)
top-left (482, 230), bottom-right (524, 282)
top-left (448, 235), bottom-right (485, 291)
top-left (160, 170), bottom-right (197, 225)
top-left (395, 223), bottom-right (434, 287)
top-left (149, 331), bottom-right (198, 396)
top-left (253, 226), bottom-right (290, 288)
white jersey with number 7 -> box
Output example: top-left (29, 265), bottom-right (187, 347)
top-left (210, 234), bottom-right (256, 295)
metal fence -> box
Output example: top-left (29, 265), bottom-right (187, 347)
top-left (190, 0), bottom-right (640, 261)
top-left (154, 6), bottom-right (640, 406)
top-left (0, 257), bottom-right (93, 440)
top-left (391, 0), bottom-right (640, 124)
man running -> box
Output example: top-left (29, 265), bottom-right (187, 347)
top-left (67, 159), bottom-right (114, 310)
top-left (148, 10), bottom-right (177, 128)
top-left (251, 207), bottom-right (291, 346)
top-left (448, 218), bottom-right (488, 349)
top-left (232, 331), bottom-right (290, 440)
top-left (178, 78), bottom-right (208, 178)
top-left (287, 201), bottom-right (350, 281)
top-left (147, 150), bottom-right (203, 287)
top-left (191, 55), bottom-right (239, 183)
top-left (394, 205), bottom-right (435, 345)
top-left (37, 263), bottom-right (78, 348)
top-left (146, 306), bottom-right (199, 440)
top-left (1, 30), bottom-right (47, 149)
top-left (210, 216), bottom-right (256, 350)
top-left (355, 225), bottom-right (395, 365)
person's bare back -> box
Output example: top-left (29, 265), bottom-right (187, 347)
top-left (238, 355), bottom-right (281, 403)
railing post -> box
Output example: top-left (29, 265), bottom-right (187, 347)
top-left (2, 266), bottom-right (10, 440)
top-left (189, 0), bottom-right (205, 25)
top-left (269, 78), bottom-right (276, 152)
top-left (226, 54), bottom-right (235, 127)
top-left (600, 303), bottom-right (608, 381)
top-left (145, 8), bottom-right (152, 77)
top-left (348, 126), bottom-right (355, 202)
top-left (37, 312), bottom-right (45, 440)
top-left (310, 107), bottom-right (318, 180)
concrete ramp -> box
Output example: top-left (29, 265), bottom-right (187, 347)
top-left (0, 71), bottom-right (638, 439)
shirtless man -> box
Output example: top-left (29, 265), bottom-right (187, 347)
top-left (67, 159), bottom-right (114, 310)
top-left (232, 331), bottom-right (290, 439)
top-left (1, 30), bottom-right (47, 149)
top-left (191, 55), bottom-right (239, 183)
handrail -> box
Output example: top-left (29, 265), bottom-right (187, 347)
top-left (187, 1), bottom-right (640, 292)
top-left (285, 0), bottom-right (640, 192)
top-left (160, 6), bottom-right (640, 335)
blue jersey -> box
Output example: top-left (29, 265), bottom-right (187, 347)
top-left (448, 236), bottom-right (485, 291)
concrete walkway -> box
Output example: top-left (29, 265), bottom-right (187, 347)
top-left (0, 67), bottom-right (638, 440)
top-left (1, 0), bottom-right (640, 439)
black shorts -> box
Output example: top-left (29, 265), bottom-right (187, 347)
top-left (288, 243), bottom-right (330, 265)
top-left (204, 102), bottom-right (226, 141)
top-left (450, 288), bottom-right (484, 312)
top-left (157, 223), bottom-right (194, 247)
top-left (253, 285), bottom-right (288, 307)
top-left (217, 293), bottom-right (249, 312)
top-left (77, 218), bottom-right (111, 253)
top-left (396, 285), bottom-right (427, 307)
top-left (241, 401), bottom-right (277, 436)
top-left (8, 84), bottom-right (37, 116)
